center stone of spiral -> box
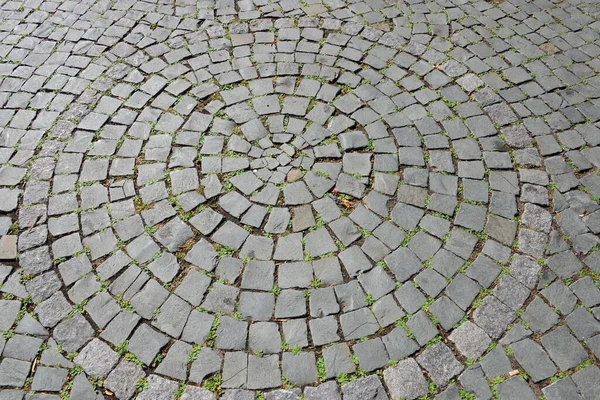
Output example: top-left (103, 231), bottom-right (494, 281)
top-left (197, 98), bottom-right (377, 236)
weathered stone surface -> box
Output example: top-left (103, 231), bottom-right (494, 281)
top-left (53, 315), bottom-right (95, 353)
top-left (416, 343), bottom-right (463, 386)
top-left (4, 1), bottom-right (597, 396)
top-left (105, 361), bottom-right (146, 400)
top-left (383, 358), bottom-right (428, 400)
top-left (74, 339), bottom-right (119, 378)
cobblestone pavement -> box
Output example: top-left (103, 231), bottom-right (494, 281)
top-left (1, 0), bottom-right (600, 398)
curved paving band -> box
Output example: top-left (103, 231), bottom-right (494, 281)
top-left (0, 0), bottom-right (600, 399)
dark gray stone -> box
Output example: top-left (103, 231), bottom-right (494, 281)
top-left (510, 339), bottom-right (557, 382)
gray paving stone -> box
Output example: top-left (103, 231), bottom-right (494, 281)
top-left (542, 377), bottom-right (584, 400)
top-left (152, 294), bottom-right (191, 338)
top-left (189, 347), bottom-right (222, 385)
top-left (414, 268), bottom-right (447, 298)
top-left (323, 343), bottom-right (355, 379)
top-left (154, 217), bottom-right (193, 252)
top-left (0, 390), bottom-right (25, 400)
top-left (249, 322), bottom-right (281, 354)
top-left (449, 321), bottom-right (491, 360)
top-left (571, 365), bottom-right (600, 400)
top-left (2, 334), bottom-right (43, 362)
top-left (445, 274), bottom-right (481, 311)
top-left (0, 358), bottom-right (30, 387)
top-left (499, 323), bottom-right (533, 347)
top-left (480, 346), bottom-right (512, 379)
top-left (385, 247), bottom-right (422, 284)
top-left (541, 325), bottom-right (588, 371)
top-left (100, 311), bottom-right (140, 346)
top-left (69, 372), bottom-right (104, 399)
top-left (407, 311), bottom-right (439, 347)
top-left (0, 300), bottom-right (21, 331)
top-left (466, 255), bottom-right (501, 288)
top-left (493, 275), bottom-right (530, 311)
top-left (309, 316), bottom-right (340, 347)
top-left (38, 338), bottom-right (72, 370)
top-left (155, 341), bottom-right (192, 380)
top-left (510, 338), bottom-right (557, 382)
top-left (137, 375), bottom-right (179, 400)
top-left (189, 208), bottom-right (223, 235)
top-left (473, 296), bottom-right (515, 339)
top-left (181, 310), bottom-right (214, 345)
top-left (340, 307), bottom-right (379, 340)
top-left (341, 375), bottom-right (388, 400)
top-left (497, 376), bottom-right (537, 400)
top-left (570, 276), bottom-right (600, 307)
top-left (372, 294), bottom-right (404, 328)
top-left (128, 324), bottom-right (170, 366)
top-left (429, 296), bottom-right (465, 331)
top-left (130, 280), bottom-right (169, 320)
top-left (353, 338), bottom-right (389, 372)
top-left (459, 365), bottom-right (492, 400)
top-left (212, 221), bottom-right (250, 251)
top-left (105, 360), bottom-right (146, 400)
top-left (521, 297), bottom-right (559, 333)
top-left (215, 316), bottom-right (248, 351)
top-left (358, 266), bottom-right (395, 300)
top-left (222, 352), bottom-right (248, 389)
top-left (15, 313), bottom-right (48, 338)
top-left (304, 228), bottom-right (337, 257)
top-left (407, 231), bottom-right (442, 261)
top-left (53, 314), bottom-right (94, 353)
top-left (304, 381), bottom-right (341, 400)
top-left (30, 366), bottom-right (68, 392)
top-left (202, 282), bottom-right (239, 313)
top-left (309, 287), bottom-right (339, 318)
top-left (185, 239), bottom-right (219, 272)
top-left (383, 358), bottom-right (428, 400)
top-left (241, 260), bottom-right (275, 291)
top-left (73, 339), bottom-right (119, 378)
top-left (566, 307), bottom-right (600, 340)
top-left (282, 352), bottom-right (317, 385)
top-left (279, 262), bottom-right (312, 289)
top-left (238, 291), bottom-right (274, 321)
top-left (416, 342), bottom-right (463, 386)
top-left (221, 389), bottom-right (253, 400)
top-left (247, 354), bottom-right (281, 390)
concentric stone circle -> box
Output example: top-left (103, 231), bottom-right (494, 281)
top-left (2, 0), bottom-right (600, 399)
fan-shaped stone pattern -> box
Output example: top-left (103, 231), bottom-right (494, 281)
top-left (1, 0), bottom-right (600, 398)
